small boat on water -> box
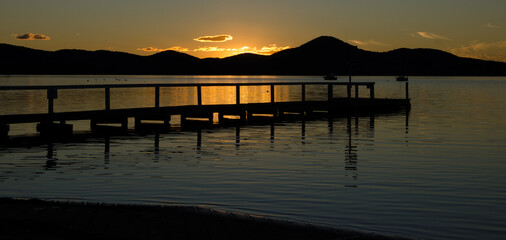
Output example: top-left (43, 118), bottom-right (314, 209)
top-left (324, 74), bottom-right (337, 80)
top-left (396, 76), bottom-right (408, 82)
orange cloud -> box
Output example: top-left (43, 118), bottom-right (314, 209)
top-left (167, 46), bottom-right (189, 52)
top-left (348, 40), bottom-right (386, 46)
top-left (194, 35), bottom-right (233, 42)
top-left (192, 44), bottom-right (290, 55)
top-left (486, 23), bottom-right (501, 29)
top-left (137, 47), bottom-right (161, 52)
top-left (15, 33), bottom-right (50, 40)
top-left (450, 41), bottom-right (506, 62)
top-left (238, 44), bottom-right (291, 55)
top-left (258, 44), bottom-right (291, 54)
top-left (193, 46), bottom-right (227, 52)
top-left (137, 46), bottom-right (189, 52)
top-left (415, 32), bottom-right (449, 40)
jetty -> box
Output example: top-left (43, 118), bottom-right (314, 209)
top-left (0, 82), bottom-right (410, 139)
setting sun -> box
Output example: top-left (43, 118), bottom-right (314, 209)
top-left (137, 34), bottom-right (291, 58)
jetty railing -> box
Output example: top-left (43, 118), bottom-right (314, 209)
top-left (0, 82), bottom-right (377, 115)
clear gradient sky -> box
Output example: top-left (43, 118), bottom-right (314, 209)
top-left (1, 0), bottom-right (505, 61)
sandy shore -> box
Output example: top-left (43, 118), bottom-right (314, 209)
top-left (0, 198), bottom-right (412, 240)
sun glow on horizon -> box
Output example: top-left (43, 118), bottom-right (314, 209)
top-left (135, 33), bottom-right (291, 58)
top-left (137, 44), bottom-right (291, 58)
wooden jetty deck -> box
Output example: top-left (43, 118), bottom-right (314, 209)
top-left (0, 82), bottom-right (410, 138)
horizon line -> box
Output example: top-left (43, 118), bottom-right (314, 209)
top-left (1, 36), bottom-right (505, 63)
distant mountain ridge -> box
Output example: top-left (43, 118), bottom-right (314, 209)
top-left (1, 36), bottom-right (505, 75)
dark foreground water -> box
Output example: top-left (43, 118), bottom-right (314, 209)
top-left (1, 75), bottom-right (505, 240)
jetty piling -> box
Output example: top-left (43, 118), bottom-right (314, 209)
top-left (155, 85), bottom-right (160, 108)
top-left (47, 87), bottom-right (57, 115)
top-left (405, 82), bottom-right (409, 100)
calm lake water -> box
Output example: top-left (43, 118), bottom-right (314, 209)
top-left (1, 75), bottom-right (506, 240)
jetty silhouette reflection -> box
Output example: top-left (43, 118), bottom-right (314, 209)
top-left (37, 111), bottom-right (409, 188)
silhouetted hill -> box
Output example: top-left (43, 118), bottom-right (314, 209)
top-left (145, 51), bottom-right (200, 74)
top-left (0, 44), bottom-right (198, 74)
top-left (1, 36), bottom-right (505, 75)
top-left (268, 36), bottom-right (365, 75)
top-left (50, 49), bottom-right (143, 74)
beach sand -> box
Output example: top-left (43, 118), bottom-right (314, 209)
top-left (0, 198), bottom-right (412, 240)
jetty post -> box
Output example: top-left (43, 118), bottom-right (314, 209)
top-left (37, 87), bottom-right (73, 136)
top-left (197, 85), bottom-right (202, 106)
top-left (91, 87), bottom-right (128, 131)
top-left (270, 84), bottom-right (275, 103)
top-left (218, 84), bottom-right (246, 125)
top-left (181, 85), bottom-right (213, 128)
top-left (246, 84), bottom-right (278, 122)
top-left (405, 82), bottom-right (409, 100)
top-left (301, 84), bottom-right (306, 102)
top-left (0, 124), bottom-right (9, 141)
top-left (105, 87), bottom-right (111, 110)
top-left (236, 85), bottom-right (241, 105)
top-left (135, 85), bottom-right (171, 129)
top-left (328, 84), bottom-right (333, 103)
top-left (369, 83), bottom-right (375, 99)
top-left (47, 88), bottom-right (57, 115)
top-left (347, 75), bottom-right (352, 99)
top-left (155, 85), bottom-right (160, 108)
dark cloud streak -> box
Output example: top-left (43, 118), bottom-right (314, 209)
top-left (194, 35), bottom-right (233, 42)
top-left (15, 33), bottom-right (50, 40)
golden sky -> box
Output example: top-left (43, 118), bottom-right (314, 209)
top-left (1, 0), bottom-right (505, 61)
